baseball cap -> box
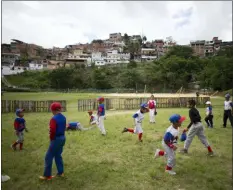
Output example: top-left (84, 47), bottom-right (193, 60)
top-left (15, 108), bottom-right (24, 116)
top-left (140, 103), bottom-right (148, 109)
top-left (97, 97), bottom-right (104, 102)
top-left (50, 102), bottom-right (62, 111)
top-left (205, 101), bottom-right (211, 105)
top-left (169, 114), bottom-right (186, 123)
top-left (225, 93), bottom-right (231, 98)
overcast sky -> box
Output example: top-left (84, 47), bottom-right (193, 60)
top-left (2, 1), bottom-right (232, 48)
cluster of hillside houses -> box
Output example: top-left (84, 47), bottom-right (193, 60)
top-left (1, 33), bottom-right (233, 75)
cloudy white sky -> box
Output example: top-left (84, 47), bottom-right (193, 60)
top-left (2, 1), bottom-right (232, 48)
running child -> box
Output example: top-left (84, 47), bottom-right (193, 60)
top-left (11, 109), bottom-right (28, 151)
top-left (148, 94), bottom-right (157, 123)
top-left (154, 114), bottom-right (186, 175)
top-left (40, 102), bottom-right (66, 180)
top-left (97, 97), bottom-right (106, 136)
top-left (179, 99), bottom-right (214, 156)
top-left (122, 103), bottom-right (149, 142)
top-left (223, 93), bottom-right (233, 128)
top-left (205, 101), bottom-right (214, 128)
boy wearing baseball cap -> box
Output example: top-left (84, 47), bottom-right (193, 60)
top-left (11, 109), bottom-right (28, 151)
top-left (97, 97), bottom-right (106, 136)
top-left (122, 103), bottom-right (149, 142)
top-left (154, 114), bottom-right (185, 175)
top-left (205, 101), bottom-right (214, 128)
top-left (223, 93), bottom-right (233, 128)
top-left (179, 99), bottom-right (214, 156)
top-left (40, 102), bottom-right (66, 180)
top-left (66, 111), bottom-right (97, 131)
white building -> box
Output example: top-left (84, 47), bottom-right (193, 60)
top-left (29, 63), bottom-right (44, 70)
top-left (92, 52), bottom-right (102, 62)
top-left (1, 66), bottom-right (28, 75)
top-left (90, 50), bottom-right (130, 66)
top-left (141, 48), bottom-right (157, 61)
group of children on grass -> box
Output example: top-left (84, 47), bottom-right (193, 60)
top-left (10, 93), bottom-right (233, 179)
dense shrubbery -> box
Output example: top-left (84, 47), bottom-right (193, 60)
top-left (5, 46), bottom-right (233, 92)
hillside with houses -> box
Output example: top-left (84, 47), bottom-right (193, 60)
top-left (2, 33), bottom-right (232, 76)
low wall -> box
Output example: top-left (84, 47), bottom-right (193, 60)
top-left (1, 100), bottom-right (67, 113)
top-left (77, 97), bottom-right (210, 111)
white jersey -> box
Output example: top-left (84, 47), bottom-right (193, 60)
top-left (206, 106), bottom-right (213, 115)
top-left (133, 110), bottom-right (145, 124)
top-left (133, 110), bottom-right (144, 134)
top-left (164, 125), bottom-right (179, 145)
top-left (224, 100), bottom-right (232, 110)
top-left (90, 114), bottom-right (98, 125)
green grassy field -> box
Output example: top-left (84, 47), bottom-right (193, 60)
top-left (1, 93), bottom-right (232, 190)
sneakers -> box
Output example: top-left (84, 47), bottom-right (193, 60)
top-left (11, 145), bottom-right (16, 151)
top-left (207, 151), bottom-right (214, 157)
top-left (179, 149), bottom-right (188, 154)
top-left (165, 170), bottom-right (176, 175)
top-left (122, 128), bottom-right (128, 133)
top-left (154, 149), bottom-right (160, 159)
top-left (39, 176), bottom-right (54, 180)
top-left (56, 173), bottom-right (65, 177)
top-left (1, 175), bottom-right (10, 182)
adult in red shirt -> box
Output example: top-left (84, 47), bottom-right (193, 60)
top-left (147, 95), bottom-right (157, 123)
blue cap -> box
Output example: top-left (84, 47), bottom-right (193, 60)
top-left (225, 93), bottom-right (231, 98)
top-left (140, 103), bottom-right (148, 108)
top-left (15, 109), bottom-right (24, 116)
top-left (169, 114), bottom-right (186, 123)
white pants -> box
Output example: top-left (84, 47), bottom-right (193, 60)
top-left (97, 116), bottom-right (106, 135)
top-left (16, 132), bottom-right (24, 143)
top-left (184, 122), bottom-right (209, 150)
top-left (134, 123), bottom-right (143, 134)
top-left (162, 141), bottom-right (176, 168)
top-left (149, 109), bottom-right (155, 122)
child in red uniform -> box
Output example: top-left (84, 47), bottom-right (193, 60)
top-left (40, 102), bottom-right (66, 180)
top-left (11, 109), bottom-right (28, 151)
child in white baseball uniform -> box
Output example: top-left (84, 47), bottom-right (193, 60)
top-left (122, 103), bottom-right (149, 142)
top-left (66, 111), bottom-right (98, 131)
top-left (204, 101), bottom-right (214, 128)
top-left (154, 114), bottom-right (186, 175)
top-left (148, 95), bottom-right (157, 123)
top-left (223, 93), bottom-right (233, 128)
top-left (97, 97), bottom-right (106, 136)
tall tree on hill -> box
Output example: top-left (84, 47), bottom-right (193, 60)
top-left (123, 33), bottom-right (130, 45)
top-left (142, 36), bottom-right (147, 44)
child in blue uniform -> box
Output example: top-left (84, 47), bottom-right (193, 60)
top-left (11, 109), bottom-right (28, 151)
top-left (40, 102), bottom-right (66, 180)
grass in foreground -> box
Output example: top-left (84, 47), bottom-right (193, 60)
top-left (1, 95), bottom-right (232, 190)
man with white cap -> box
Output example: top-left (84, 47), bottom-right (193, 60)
top-left (205, 101), bottom-right (213, 128)
top-left (223, 93), bottom-right (233, 128)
